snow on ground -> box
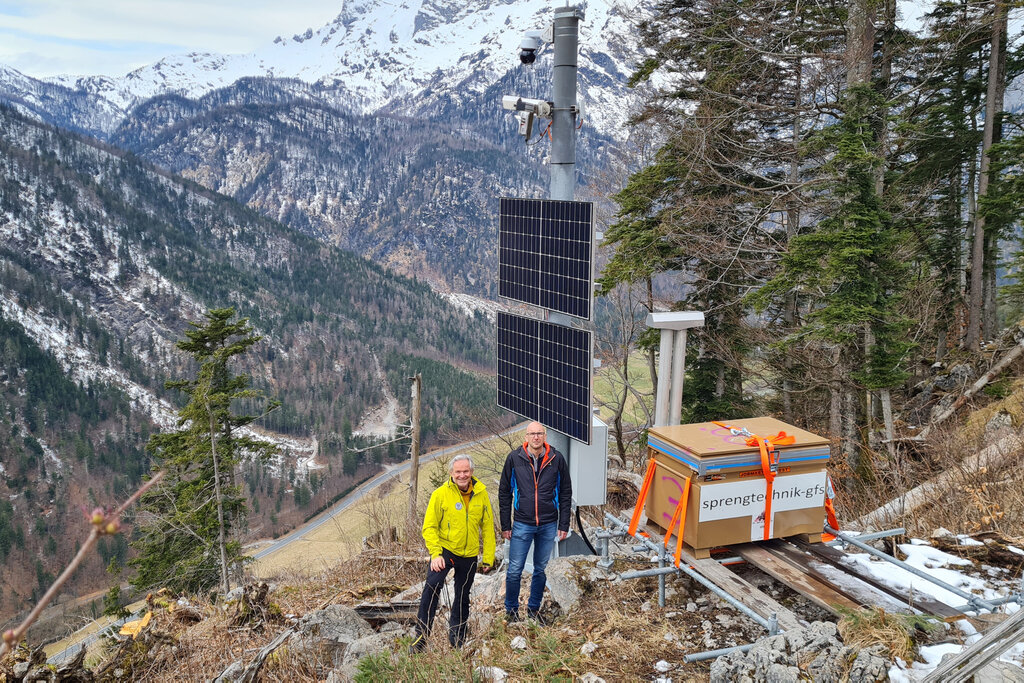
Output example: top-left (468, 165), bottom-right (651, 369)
top-left (826, 532), bottom-right (1024, 680)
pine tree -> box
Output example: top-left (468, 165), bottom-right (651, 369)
top-left (130, 308), bottom-right (278, 594)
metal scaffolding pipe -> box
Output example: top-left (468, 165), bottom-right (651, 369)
top-left (604, 513), bottom-right (775, 632)
top-left (828, 528), bottom-right (905, 546)
top-left (684, 642), bottom-right (755, 663)
top-left (826, 526), bottom-right (998, 613)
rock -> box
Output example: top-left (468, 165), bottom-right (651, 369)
top-left (931, 527), bottom-right (955, 541)
top-left (847, 645), bottom-right (888, 682)
top-left (581, 641), bottom-right (598, 655)
top-left (332, 631), bottom-right (406, 681)
top-left (212, 660), bottom-right (244, 682)
top-left (654, 659), bottom-right (673, 673)
top-left (325, 672), bottom-right (345, 683)
top-left (935, 363), bottom-right (974, 391)
top-left (475, 666), bottom-right (509, 682)
top-left (542, 557), bottom-right (584, 613)
top-left (13, 662), bottom-right (31, 678)
top-left (510, 635), bottom-right (527, 650)
top-left (973, 659), bottom-right (1024, 682)
top-left (765, 662), bottom-right (800, 682)
top-left (288, 604), bottom-right (374, 668)
top-left (985, 410), bottom-right (1015, 444)
top-left (710, 622), bottom-right (893, 683)
top-left (579, 674), bottom-right (605, 683)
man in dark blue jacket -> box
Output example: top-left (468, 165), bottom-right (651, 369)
top-left (498, 421), bottom-right (572, 622)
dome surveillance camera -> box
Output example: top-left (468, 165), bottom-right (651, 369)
top-left (519, 32), bottom-right (543, 66)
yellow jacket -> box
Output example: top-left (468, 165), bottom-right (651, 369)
top-left (422, 477), bottom-right (496, 566)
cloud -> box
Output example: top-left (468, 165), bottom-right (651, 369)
top-left (0, 0), bottom-right (341, 77)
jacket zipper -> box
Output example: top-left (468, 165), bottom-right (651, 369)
top-left (529, 446), bottom-right (550, 525)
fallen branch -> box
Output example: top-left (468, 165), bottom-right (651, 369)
top-left (854, 433), bottom-right (1024, 531)
top-left (0, 470), bottom-right (165, 659)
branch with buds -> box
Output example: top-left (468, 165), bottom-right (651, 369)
top-left (0, 470), bottom-right (166, 659)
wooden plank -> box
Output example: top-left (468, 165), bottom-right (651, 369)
top-left (733, 542), bottom-right (863, 615)
top-left (687, 555), bottom-right (804, 631)
top-left (762, 541), bottom-right (915, 615)
top-left (792, 539), bottom-right (964, 620)
top-left (643, 523), bottom-right (804, 631)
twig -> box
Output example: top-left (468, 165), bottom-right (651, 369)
top-left (0, 471), bottom-right (166, 659)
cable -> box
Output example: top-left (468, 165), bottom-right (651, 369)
top-left (575, 506), bottom-right (597, 555)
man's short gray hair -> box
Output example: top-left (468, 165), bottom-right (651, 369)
top-left (450, 454), bottom-right (474, 471)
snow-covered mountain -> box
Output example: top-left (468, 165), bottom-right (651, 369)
top-left (0, 0), bottom-right (638, 292)
top-left (38, 0), bottom-right (636, 136)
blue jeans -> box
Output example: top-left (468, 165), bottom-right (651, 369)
top-left (504, 521), bottom-right (557, 614)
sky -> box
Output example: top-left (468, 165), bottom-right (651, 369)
top-left (0, 0), bottom-right (343, 79)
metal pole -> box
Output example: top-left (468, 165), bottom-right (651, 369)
top-left (826, 526), bottom-right (998, 612)
top-left (655, 330), bottom-right (673, 426)
top-left (658, 555), bottom-right (666, 607)
top-left (549, 6), bottom-right (581, 201)
top-left (668, 329), bottom-right (687, 425)
top-left (605, 513), bottom-right (775, 631)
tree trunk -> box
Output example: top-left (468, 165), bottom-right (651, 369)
top-left (967, 0), bottom-right (1007, 350)
top-left (208, 406), bottom-right (230, 596)
top-left (407, 373), bottom-right (422, 529)
top-left (783, 58), bottom-right (803, 424)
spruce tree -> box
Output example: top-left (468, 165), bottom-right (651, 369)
top-left (130, 308), bottom-right (278, 594)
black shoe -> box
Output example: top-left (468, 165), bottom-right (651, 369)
top-left (505, 610), bottom-right (521, 623)
top-left (408, 634), bottom-right (426, 654)
top-left (526, 609), bottom-right (547, 625)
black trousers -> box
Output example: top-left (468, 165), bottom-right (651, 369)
top-left (414, 548), bottom-right (478, 647)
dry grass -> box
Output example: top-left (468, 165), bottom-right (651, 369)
top-left (836, 608), bottom-right (936, 663)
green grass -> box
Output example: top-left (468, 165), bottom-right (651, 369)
top-left (593, 351), bottom-right (654, 427)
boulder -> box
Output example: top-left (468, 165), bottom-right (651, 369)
top-left (710, 622), bottom-right (893, 683)
top-left (288, 604), bottom-right (374, 668)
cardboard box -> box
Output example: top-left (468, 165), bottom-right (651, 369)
top-left (645, 419), bottom-right (830, 555)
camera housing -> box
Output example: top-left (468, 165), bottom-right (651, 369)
top-left (519, 31), bottom-right (544, 65)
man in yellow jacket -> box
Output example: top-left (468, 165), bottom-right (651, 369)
top-left (411, 454), bottom-right (496, 651)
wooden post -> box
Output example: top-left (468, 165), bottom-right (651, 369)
top-left (408, 373), bottom-right (422, 528)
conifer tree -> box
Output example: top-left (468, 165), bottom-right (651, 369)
top-left (131, 308), bottom-right (278, 594)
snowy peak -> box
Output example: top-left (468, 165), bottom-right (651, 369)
top-left (27, 0), bottom-right (628, 123)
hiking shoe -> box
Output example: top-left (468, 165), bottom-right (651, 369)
top-left (408, 635), bottom-right (426, 654)
top-left (504, 610), bottom-right (521, 624)
top-left (526, 609), bottom-right (547, 625)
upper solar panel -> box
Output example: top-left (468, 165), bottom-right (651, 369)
top-left (499, 197), bottom-right (594, 320)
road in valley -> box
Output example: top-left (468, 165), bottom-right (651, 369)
top-left (49, 423), bottom-right (523, 665)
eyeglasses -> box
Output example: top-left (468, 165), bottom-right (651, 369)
top-left (526, 431), bottom-right (545, 436)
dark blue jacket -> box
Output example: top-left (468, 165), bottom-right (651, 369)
top-left (498, 442), bottom-right (572, 532)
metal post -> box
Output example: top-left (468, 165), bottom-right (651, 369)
top-left (549, 6), bottom-right (581, 201)
top-left (545, 4), bottom-right (582, 532)
top-left (655, 330), bottom-right (673, 426)
top-left (658, 554), bottom-right (666, 607)
top-left (668, 329), bottom-right (687, 425)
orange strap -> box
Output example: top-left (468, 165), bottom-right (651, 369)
top-left (821, 473), bottom-right (840, 542)
top-left (662, 477), bottom-right (689, 549)
top-left (628, 459), bottom-right (658, 537)
top-left (713, 421), bottom-right (791, 541)
top-left (672, 477), bottom-right (692, 567)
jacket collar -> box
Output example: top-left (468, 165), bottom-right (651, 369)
top-left (520, 442), bottom-right (551, 466)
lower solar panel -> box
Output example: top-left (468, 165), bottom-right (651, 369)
top-left (496, 312), bottom-right (592, 444)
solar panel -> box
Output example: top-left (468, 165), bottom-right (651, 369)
top-left (496, 312), bottom-right (592, 444)
top-left (499, 197), bottom-right (594, 320)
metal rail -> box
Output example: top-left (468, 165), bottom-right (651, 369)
top-left (603, 513), bottom-right (778, 634)
top-left (826, 526), bottom-right (999, 613)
